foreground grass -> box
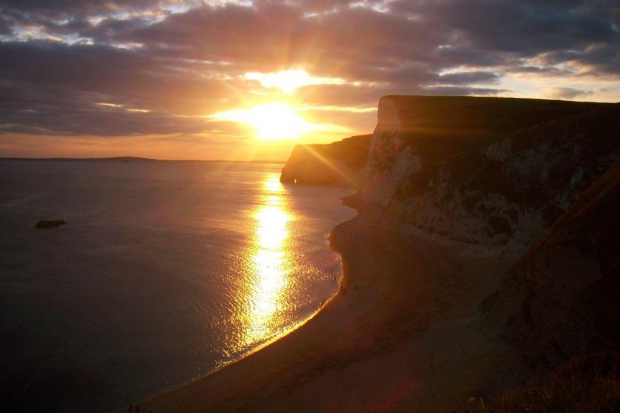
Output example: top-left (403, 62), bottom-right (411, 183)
top-left (461, 352), bottom-right (620, 412)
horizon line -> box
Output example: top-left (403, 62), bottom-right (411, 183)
top-left (0, 156), bottom-right (286, 164)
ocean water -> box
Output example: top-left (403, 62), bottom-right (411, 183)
top-left (0, 160), bottom-right (356, 412)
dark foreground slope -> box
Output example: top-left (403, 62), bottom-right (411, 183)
top-left (480, 164), bottom-right (620, 368)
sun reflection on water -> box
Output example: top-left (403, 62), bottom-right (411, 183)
top-left (263, 176), bottom-right (284, 193)
top-left (239, 173), bottom-right (293, 347)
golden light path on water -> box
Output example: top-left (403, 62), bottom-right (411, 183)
top-left (237, 173), bottom-right (294, 349)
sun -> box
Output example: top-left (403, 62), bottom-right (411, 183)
top-left (244, 103), bottom-right (308, 140)
top-left (212, 103), bottom-right (309, 141)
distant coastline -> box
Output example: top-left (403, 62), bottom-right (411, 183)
top-left (0, 156), bottom-right (285, 164)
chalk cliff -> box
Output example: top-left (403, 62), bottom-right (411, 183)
top-left (357, 95), bottom-right (620, 370)
top-left (362, 96), bottom-right (618, 248)
top-left (279, 94), bottom-right (620, 383)
top-left (280, 135), bottom-right (371, 188)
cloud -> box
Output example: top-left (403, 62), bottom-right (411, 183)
top-left (434, 71), bottom-right (501, 86)
top-left (543, 87), bottom-right (596, 100)
top-left (0, 0), bottom-right (618, 144)
top-left (421, 86), bottom-right (510, 97)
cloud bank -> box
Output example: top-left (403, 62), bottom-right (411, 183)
top-left (0, 0), bottom-right (618, 158)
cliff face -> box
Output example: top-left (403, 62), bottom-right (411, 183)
top-left (479, 165), bottom-right (620, 367)
top-left (359, 95), bottom-right (620, 369)
top-left (280, 135), bottom-right (371, 188)
top-left (279, 94), bottom-right (620, 377)
top-left (363, 96), bottom-right (619, 248)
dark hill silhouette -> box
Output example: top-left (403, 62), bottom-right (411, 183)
top-left (480, 164), bottom-right (620, 369)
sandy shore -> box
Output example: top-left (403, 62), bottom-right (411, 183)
top-left (139, 211), bottom-right (526, 412)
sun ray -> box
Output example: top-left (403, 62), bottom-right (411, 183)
top-left (244, 69), bottom-right (345, 94)
top-left (212, 103), bottom-right (310, 141)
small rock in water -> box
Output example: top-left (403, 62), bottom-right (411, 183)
top-left (35, 219), bottom-right (66, 229)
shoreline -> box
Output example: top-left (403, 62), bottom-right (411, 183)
top-left (131, 254), bottom-right (345, 409)
top-left (138, 208), bottom-right (527, 412)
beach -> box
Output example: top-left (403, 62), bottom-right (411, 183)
top-left (140, 205), bottom-right (527, 412)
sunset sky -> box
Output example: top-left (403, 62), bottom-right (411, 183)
top-left (1, 0), bottom-right (619, 161)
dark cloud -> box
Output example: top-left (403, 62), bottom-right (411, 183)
top-left (421, 86), bottom-right (510, 96)
top-left (445, 2), bottom-right (614, 56)
top-left (0, 0), bottom-right (174, 18)
top-left (0, 41), bottom-right (245, 135)
top-left (544, 87), bottom-right (595, 100)
top-left (0, 0), bottom-right (618, 140)
top-left (389, 0), bottom-right (619, 64)
top-left (0, 79), bottom-right (230, 136)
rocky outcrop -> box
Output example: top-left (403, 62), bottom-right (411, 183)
top-left (479, 164), bottom-right (620, 367)
top-left (280, 135), bottom-right (371, 188)
top-left (362, 96), bottom-right (618, 248)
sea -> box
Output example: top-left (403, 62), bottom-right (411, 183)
top-left (0, 160), bottom-right (356, 412)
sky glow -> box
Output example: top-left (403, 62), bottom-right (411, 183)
top-left (244, 70), bottom-right (346, 94)
top-left (0, 0), bottom-right (618, 160)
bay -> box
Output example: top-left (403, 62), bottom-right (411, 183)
top-left (0, 160), bottom-right (356, 412)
